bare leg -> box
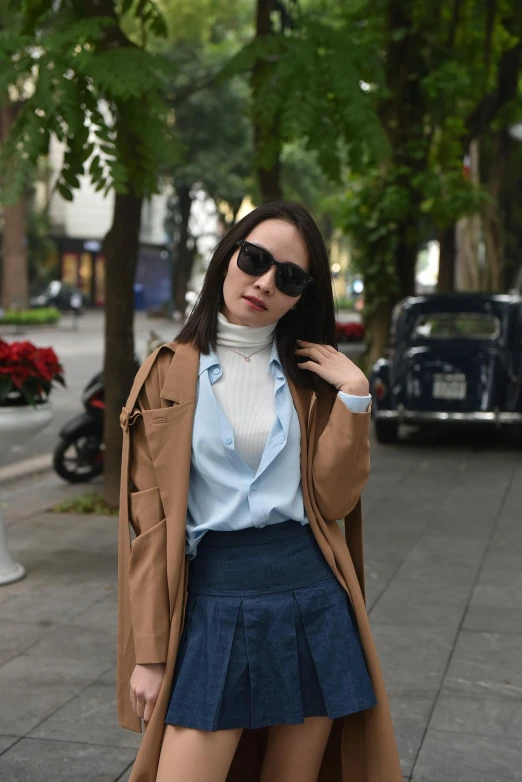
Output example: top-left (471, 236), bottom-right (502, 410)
top-left (259, 717), bottom-right (334, 782)
top-left (156, 724), bottom-right (243, 782)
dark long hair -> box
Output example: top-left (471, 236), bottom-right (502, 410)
top-left (175, 201), bottom-right (337, 389)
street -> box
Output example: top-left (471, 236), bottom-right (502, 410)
top-left (0, 413), bottom-right (520, 780)
top-left (0, 311), bottom-right (178, 471)
top-left (0, 311), bottom-right (363, 473)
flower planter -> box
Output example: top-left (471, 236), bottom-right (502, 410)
top-left (0, 402), bottom-right (53, 585)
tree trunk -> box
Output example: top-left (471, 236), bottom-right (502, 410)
top-left (172, 186), bottom-right (195, 317)
top-left (0, 103), bottom-right (28, 310)
top-left (456, 139), bottom-right (482, 291)
top-left (256, 152), bottom-right (282, 203)
top-left (252, 0), bottom-right (282, 203)
top-left (437, 223), bottom-right (456, 292)
top-left (483, 128), bottom-right (511, 292)
top-left (102, 190), bottom-right (142, 508)
top-left (395, 235), bottom-right (418, 299)
top-left (364, 300), bottom-right (392, 374)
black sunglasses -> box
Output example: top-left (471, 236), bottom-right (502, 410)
top-left (235, 240), bottom-right (314, 297)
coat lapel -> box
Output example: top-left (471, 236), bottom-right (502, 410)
top-left (160, 340), bottom-right (200, 404)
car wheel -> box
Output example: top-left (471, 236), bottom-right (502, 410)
top-left (374, 419), bottom-right (399, 444)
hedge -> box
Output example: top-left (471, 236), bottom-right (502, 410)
top-left (0, 307), bottom-right (61, 325)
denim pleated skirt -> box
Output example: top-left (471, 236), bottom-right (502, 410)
top-left (165, 520), bottom-right (377, 731)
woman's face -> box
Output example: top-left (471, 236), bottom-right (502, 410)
top-left (221, 219), bottom-right (310, 327)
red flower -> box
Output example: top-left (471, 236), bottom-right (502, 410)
top-left (0, 339), bottom-right (65, 406)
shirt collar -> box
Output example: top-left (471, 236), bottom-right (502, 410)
top-left (199, 341), bottom-right (285, 381)
top-left (269, 340), bottom-right (284, 380)
top-left (199, 349), bottom-right (220, 377)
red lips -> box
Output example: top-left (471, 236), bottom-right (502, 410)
top-left (244, 296), bottom-right (268, 311)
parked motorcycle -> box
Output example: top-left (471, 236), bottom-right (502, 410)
top-left (53, 370), bottom-right (106, 483)
top-left (54, 358), bottom-right (150, 483)
top-left (54, 332), bottom-right (169, 483)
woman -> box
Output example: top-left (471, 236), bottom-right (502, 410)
top-left (117, 201), bottom-right (402, 782)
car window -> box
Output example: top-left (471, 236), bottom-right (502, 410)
top-left (412, 313), bottom-right (501, 340)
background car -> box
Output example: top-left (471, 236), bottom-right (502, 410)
top-left (30, 281), bottom-right (86, 312)
top-left (370, 293), bottom-right (522, 444)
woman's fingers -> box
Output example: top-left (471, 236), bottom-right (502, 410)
top-left (136, 693), bottom-right (146, 719)
top-left (143, 696), bottom-right (157, 722)
top-left (295, 346), bottom-right (325, 363)
top-left (130, 663), bottom-right (165, 721)
top-left (295, 340), bottom-right (369, 393)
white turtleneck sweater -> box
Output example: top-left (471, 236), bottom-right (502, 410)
top-left (214, 311), bottom-right (277, 473)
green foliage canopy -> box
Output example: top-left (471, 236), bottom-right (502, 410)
top-left (0, 0), bottom-right (179, 206)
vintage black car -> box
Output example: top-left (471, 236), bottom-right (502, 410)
top-left (370, 293), bottom-right (522, 443)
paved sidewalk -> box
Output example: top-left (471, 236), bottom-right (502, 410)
top-left (0, 432), bottom-right (521, 781)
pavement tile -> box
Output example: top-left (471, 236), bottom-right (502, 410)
top-left (430, 691), bottom-right (522, 738)
top-left (370, 593), bottom-right (465, 630)
top-left (464, 566), bottom-right (522, 633)
top-left (370, 625), bottom-right (456, 693)
top-left (443, 630), bottom-right (522, 700)
top-left (0, 619), bottom-right (52, 664)
top-left (72, 594), bottom-right (118, 631)
top-left (0, 582), bottom-right (115, 625)
top-left (364, 538), bottom-right (418, 566)
top-left (0, 654), bottom-right (108, 735)
top-left (489, 528), bottom-right (522, 551)
top-left (472, 565), bottom-right (522, 605)
top-left (99, 664), bottom-right (117, 685)
top-left (378, 563), bottom-right (476, 605)
top-left (412, 729), bottom-right (522, 781)
top-left (463, 605), bottom-right (522, 634)
top-left (24, 622), bottom-right (116, 666)
top-left (394, 719), bottom-right (425, 777)
top-left (116, 766), bottom-right (134, 782)
top-left (482, 550), bottom-right (522, 570)
top-left (0, 737), bottom-right (135, 782)
top-left (363, 562), bottom-right (397, 611)
top-left (404, 535), bottom-right (487, 569)
top-left (0, 735), bottom-right (19, 754)
top-left (424, 515), bottom-right (493, 539)
top-left (29, 681), bottom-right (141, 749)
top-left (387, 692), bottom-right (435, 777)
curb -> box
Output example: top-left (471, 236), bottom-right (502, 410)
top-left (0, 453), bottom-right (53, 485)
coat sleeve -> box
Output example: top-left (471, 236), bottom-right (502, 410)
top-left (311, 392), bottom-right (371, 522)
top-left (120, 349), bottom-right (172, 666)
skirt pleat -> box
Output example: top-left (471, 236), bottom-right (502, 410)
top-left (165, 521), bottom-right (377, 731)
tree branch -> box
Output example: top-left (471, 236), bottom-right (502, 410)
top-left (463, 41), bottom-right (522, 146)
top-left (447, 0), bottom-right (464, 49)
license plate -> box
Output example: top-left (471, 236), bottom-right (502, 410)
top-left (432, 373), bottom-right (467, 400)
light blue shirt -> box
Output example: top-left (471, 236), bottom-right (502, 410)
top-left (185, 342), bottom-right (371, 559)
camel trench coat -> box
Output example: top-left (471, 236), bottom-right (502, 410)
top-left (117, 340), bottom-right (402, 782)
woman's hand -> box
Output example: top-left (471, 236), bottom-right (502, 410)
top-left (130, 662), bottom-right (166, 722)
top-left (295, 340), bottom-right (369, 396)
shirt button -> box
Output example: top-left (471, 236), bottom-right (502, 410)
top-left (251, 484), bottom-right (257, 491)
top-left (225, 437), bottom-right (232, 445)
top-left (213, 368), bottom-right (220, 374)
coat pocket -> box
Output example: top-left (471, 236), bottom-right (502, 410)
top-left (129, 485), bottom-right (164, 534)
top-left (129, 518), bottom-right (170, 664)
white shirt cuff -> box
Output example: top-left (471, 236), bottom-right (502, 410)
top-left (337, 391), bottom-right (372, 413)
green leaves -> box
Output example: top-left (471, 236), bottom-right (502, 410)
top-left (0, 0), bottom-right (178, 207)
top-left (223, 13), bottom-right (389, 180)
